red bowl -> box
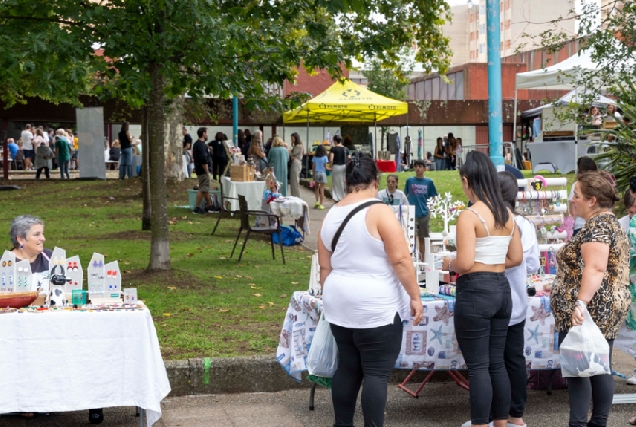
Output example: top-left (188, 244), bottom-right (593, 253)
top-left (0, 292), bottom-right (39, 308)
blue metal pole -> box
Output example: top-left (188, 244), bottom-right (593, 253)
top-left (486, 0), bottom-right (504, 171)
top-left (232, 96), bottom-right (239, 147)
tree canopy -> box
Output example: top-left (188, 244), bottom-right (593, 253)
top-left (0, 0), bottom-right (453, 270)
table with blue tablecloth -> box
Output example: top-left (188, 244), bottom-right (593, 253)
top-left (277, 290), bottom-right (562, 384)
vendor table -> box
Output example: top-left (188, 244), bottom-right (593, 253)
top-left (376, 160), bottom-right (397, 173)
top-left (0, 309), bottom-right (170, 426)
top-left (527, 140), bottom-right (596, 174)
top-left (269, 196), bottom-right (310, 235)
top-left (221, 176), bottom-right (266, 211)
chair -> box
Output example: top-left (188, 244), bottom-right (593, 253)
top-left (211, 178), bottom-right (239, 236)
top-left (230, 195), bottom-right (285, 264)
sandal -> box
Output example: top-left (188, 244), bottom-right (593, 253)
top-left (630, 416), bottom-right (636, 425)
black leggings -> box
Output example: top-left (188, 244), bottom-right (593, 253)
top-left (558, 330), bottom-right (615, 427)
top-left (455, 272), bottom-right (512, 425)
top-left (36, 167), bottom-right (50, 179)
top-left (505, 321), bottom-right (527, 419)
top-left (212, 157), bottom-right (227, 180)
top-left (330, 314), bottom-right (403, 427)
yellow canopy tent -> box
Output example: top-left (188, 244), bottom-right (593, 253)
top-left (283, 79), bottom-right (408, 124)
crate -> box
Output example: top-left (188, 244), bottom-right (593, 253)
top-left (230, 164), bottom-right (255, 182)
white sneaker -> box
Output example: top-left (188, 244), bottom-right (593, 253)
top-left (627, 369), bottom-right (636, 385)
top-left (460, 422), bottom-right (494, 427)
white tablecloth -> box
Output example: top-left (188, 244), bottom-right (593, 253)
top-left (269, 196), bottom-right (310, 234)
top-left (221, 176), bottom-right (266, 211)
top-left (0, 309), bottom-right (170, 426)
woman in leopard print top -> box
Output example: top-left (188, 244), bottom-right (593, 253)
top-left (551, 171), bottom-right (629, 427)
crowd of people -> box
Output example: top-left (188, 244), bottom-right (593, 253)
top-left (430, 132), bottom-right (463, 171)
top-left (3, 124), bottom-right (79, 179)
top-left (316, 150), bottom-right (636, 427)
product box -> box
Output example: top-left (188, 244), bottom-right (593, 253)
top-left (230, 164), bottom-right (255, 182)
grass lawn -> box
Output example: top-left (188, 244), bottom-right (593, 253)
top-left (0, 168), bottom-right (575, 359)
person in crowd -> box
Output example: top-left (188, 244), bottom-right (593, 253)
top-left (425, 151), bottom-right (435, 170)
top-left (343, 134), bottom-right (356, 152)
top-left (619, 190), bottom-right (636, 232)
top-left (192, 127), bottom-right (214, 214)
top-left (54, 129), bottom-right (71, 179)
top-left (182, 126), bottom-right (192, 148)
top-left (289, 132), bottom-right (304, 198)
top-left (551, 171), bottom-right (629, 427)
top-left (329, 135), bottom-right (350, 202)
top-left (118, 122), bottom-right (133, 179)
top-left (182, 139), bottom-right (193, 178)
top-left (267, 136), bottom-right (290, 196)
top-left (456, 137), bottom-right (463, 168)
top-left (569, 156), bottom-right (598, 237)
top-left (317, 153), bottom-right (423, 427)
top-left (496, 171), bottom-right (540, 427)
top-left (238, 129), bottom-right (248, 157)
top-left (7, 138), bottom-right (19, 159)
top-left (404, 159), bottom-right (438, 257)
top-left (47, 128), bottom-right (54, 144)
top-left (21, 124), bottom-right (34, 170)
top-left (34, 137), bottom-right (53, 179)
top-left (244, 129), bottom-right (252, 145)
top-left (312, 144), bottom-right (328, 209)
top-left (33, 128), bottom-right (45, 149)
top-left (248, 130), bottom-right (267, 174)
top-left (441, 151), bottom-right (522, 427)
top-left (587, 106), bottom-right (603, 126)
top-left (448, 132), bottom-right (457, 170)
top-left (70, 130), bottom-right (79, 170)
top-left (377, 174), bottom-right (409, 206)
top-left (40, 126), bottom-right (49, 146)
top-left (9, 215), bottom-right (105, 423)
top-left (605, 104), bottom-right (622, 123)
top-left (209, 132), bottom-right (229, 181)
top-left (433, 137), bottom-right (445, 171)
top-left (107, 140), bottom-right (120, 171)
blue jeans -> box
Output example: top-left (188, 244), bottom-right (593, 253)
top-left (435, 159), bottom-right (444, 171)
top-left (59, 160), bottom-right (70, 179)
top-left (455, 272), bottom-right (512, 425)
top-left (119, 147), bottom-right (133, 179)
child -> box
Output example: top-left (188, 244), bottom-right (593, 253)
top-left (312, 144), bottom-right (328, 210)
top-left (404, 159), bottom-right (438, 256)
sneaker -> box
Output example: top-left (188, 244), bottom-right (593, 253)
top-left (314, 201), bottom-right (320, 208)
top-left (319, 205), bottom-right (325, 210)
top-left (627, 369), bottom-right (636, 385)
top-left (461, 422), bottom-right (495, 427)
top-left (89, 408), bottom-right (104, 424)
top-left (193, 207), bottom-right (203, 214)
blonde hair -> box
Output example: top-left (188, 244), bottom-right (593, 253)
top-left (272, 136), bottom-right (285, 147)
top-left (112, 140), bottom-right (120, 148)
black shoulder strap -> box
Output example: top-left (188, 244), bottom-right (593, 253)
top-left (331, 200), bottom-right (384, 252)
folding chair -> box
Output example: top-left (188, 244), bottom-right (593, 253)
top-left (211, 178), bottom-right (239, 236)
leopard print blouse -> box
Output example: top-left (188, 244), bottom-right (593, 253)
top-left (551, 213), bottom-right (630, 339)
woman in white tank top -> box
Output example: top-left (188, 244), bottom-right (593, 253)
top-left (442, 151), bottom-right (522, 427)
top-left (317, 153), bottom-right (423, 427)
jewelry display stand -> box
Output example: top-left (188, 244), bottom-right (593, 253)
top-left (0, 251), bottom-right (17, 293)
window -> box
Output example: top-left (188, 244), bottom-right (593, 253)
top-left (424, 80), bottom-right (432, 100)
top-left (455, 71), bottom-right (464, 100)
top-left (416, 81), bottom-right (424, 99)
top-left (440, 80), bottom-right (448, 101)
top-left (479, 43), bottom-right (484, 54)
top-left (432, 78), bottom-right (440, 100)
top-left (505, 39), bottom-right (511, 50)
top-left (448, 74), bottom-right (456, 100)
top-left (408, 84), bottom-right (415, 100)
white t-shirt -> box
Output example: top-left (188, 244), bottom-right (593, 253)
top-left (43, 132), bottom-right (50, 143)
top-left (619, 215), bottom-right (630, 232)
top-left (21, 130), bottom-right (34, 150)
top-left (377, 189), bottom-right (409, 206)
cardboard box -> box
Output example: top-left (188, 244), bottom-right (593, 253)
top-left (230, 164), bottom-right (255, 182)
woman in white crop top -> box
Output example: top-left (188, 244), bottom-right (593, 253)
top-left (442, 151), bottom-right (522, 427)
top-left (317, 153), bottom-right (423, 427)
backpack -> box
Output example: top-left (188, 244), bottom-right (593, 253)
top-left (271, 225), bottom-right (303, 246)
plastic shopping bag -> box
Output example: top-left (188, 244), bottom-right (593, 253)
top-left (560, 307), bottom-right (611, 378)
top-left (306, 314), bottom-right (338, 378)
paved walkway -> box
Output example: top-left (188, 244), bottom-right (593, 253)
top-left (296, 184), bottom-right (334, 252)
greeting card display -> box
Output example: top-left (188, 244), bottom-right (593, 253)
top-left (104, 261), bottom-right (121, 297)
top-left (88, 253), bottom-right (106, 295)
top-left (14, 260), bottom-right (32, 292)
top-left (123, 288), bottom-right (138, 304)
top-left (65, 255), bottom-right (83, 293)
top-left (0, 251), bottom-right (16, 293)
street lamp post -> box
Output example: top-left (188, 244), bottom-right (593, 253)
top-left (486, 0), bottom-right (505, 171)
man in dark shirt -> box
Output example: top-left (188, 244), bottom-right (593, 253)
top-left (182, 127), bottom-right (192, 147)
top-left (192, 127), bottom-right (213, 214)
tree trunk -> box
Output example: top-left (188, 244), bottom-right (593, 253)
top-left (140, 106), bottom-right (151, 231)
top-left (164, 95), bottom-right (185, 181)
top-left (146, 64), bottom-right (171, 271)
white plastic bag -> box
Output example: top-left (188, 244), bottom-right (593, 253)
top-left (560, 307), bottom-right (611, 378)
top-left (306, 313), bottom-right (338, 377)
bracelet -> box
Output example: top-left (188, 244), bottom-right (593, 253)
top-left (447, 259), bottom-right (453, 272)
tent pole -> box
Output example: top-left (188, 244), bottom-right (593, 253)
top-left (512, 87), bottom-right (518, 168)
top-left (574, 86), bottom-right (579, 175)
top-left (374, 116), bottom-right (377, 159)
top-left (306, 111), bottom-right (310, 177)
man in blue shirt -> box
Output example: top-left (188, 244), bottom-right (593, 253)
top-left (7, 138), bottom-right (19, 159)
top-left (404, 159), bottom-right (438, 256)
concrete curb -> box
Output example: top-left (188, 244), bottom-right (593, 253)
top-left (164, 355), bottom-right (464, 397)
